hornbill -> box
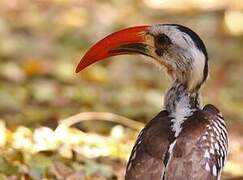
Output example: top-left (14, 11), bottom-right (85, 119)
top-left (76, 24), bottom-right (228, 180)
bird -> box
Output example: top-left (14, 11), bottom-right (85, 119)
top-left (75, 24), bottom-right (228, 180)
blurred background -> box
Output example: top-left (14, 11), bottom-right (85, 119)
top-left (0, 0), bottom-right (242, 179)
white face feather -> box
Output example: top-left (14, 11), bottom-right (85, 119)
top-left (147, 24), bottom-right (207, 90)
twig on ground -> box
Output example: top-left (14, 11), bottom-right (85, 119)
top-left (60, 112), bottom-right (144, 131)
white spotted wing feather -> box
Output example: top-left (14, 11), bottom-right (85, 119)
top-left (165, 104), bottom-right (228, 180)
top-left (200, 112), bottom-right (228, 178)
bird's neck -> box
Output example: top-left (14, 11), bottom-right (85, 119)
top-left (164, 81), bottom-right (202, 137)
top-left (164, 81), bottom-right (201, 116)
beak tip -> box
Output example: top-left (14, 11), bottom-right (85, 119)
top-left (75, 66), bottom-right (81, 73)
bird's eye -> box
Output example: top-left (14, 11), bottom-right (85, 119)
top-left (156, 34), bottom-right (171, 45)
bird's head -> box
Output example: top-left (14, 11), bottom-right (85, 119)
top-left (76, 24), bottom-right (208, 91)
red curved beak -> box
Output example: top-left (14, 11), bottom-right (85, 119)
top-left (76, 25), bottom-right (150, 73)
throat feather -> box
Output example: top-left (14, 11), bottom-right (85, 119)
top-left (170, 95), bottom-right (195, 137)
top-left (164, 82), bottom-right (200, 137)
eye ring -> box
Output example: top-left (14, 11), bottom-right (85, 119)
top-left (156, 34), bottom-right (171, 45)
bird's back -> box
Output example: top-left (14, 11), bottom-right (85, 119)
top-left (125, 110), bottom-right (172, 179)
top-left (125, 105), bottom-right (228, 180)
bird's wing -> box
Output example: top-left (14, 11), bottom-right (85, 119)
top-left (125, 110), bottom-right (173, 180)
top-left (165, 104), bottom-right (228, 180)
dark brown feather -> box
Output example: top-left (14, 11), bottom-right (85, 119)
top-left (125, 105), bottom-right (228, 180)
top-left (125, 110), bottom-right (172, 180)
top-left (165, 104), bottom-right (228, 180)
